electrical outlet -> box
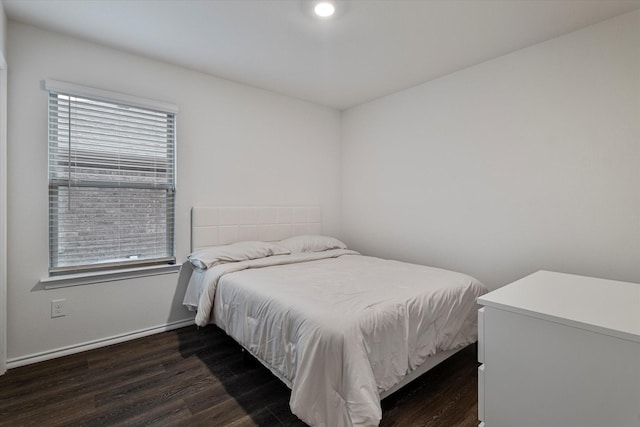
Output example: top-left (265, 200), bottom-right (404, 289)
top-left (51, 299), bottom-right (67, 318)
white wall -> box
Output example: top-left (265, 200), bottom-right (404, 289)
top-left (6, 22), bottom-right (342, 362)
top-left (342, 10), bottom-right (640, 290)
top-left (0, 1), bottom-right (8, 374)
top-left (7, 8), bottom-right (640, 365)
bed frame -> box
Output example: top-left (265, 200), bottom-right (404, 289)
top-left (190, 205), bottom-right (465, 400)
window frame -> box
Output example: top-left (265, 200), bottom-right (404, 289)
top-left (43, 80), bottom-right (178, 275)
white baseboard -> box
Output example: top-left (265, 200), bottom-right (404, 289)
top-left (6, 318), bottom-right (195, 369)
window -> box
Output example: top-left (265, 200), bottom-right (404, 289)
top-left (45, 80), bottom-right (177, 274)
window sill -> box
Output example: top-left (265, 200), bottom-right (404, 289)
top-left (40, 263), bottom-right (182, 289)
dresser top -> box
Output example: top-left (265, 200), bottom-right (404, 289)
top-left (478, 270), bottom-right (640, 343)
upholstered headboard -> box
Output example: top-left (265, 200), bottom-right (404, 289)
top-left (191, 206), bottom-right (322, 251)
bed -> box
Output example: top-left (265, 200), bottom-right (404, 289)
top-left (182, 206), bottom-right (488, 427)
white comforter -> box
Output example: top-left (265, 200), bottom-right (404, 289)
top-left (183, 249), bottom-right (487, 426)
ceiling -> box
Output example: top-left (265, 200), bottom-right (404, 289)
top-left (4, 0), bottom-right (640, 109)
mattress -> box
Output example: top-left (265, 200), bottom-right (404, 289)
top-left (183, 249), bottom-right (487, 426)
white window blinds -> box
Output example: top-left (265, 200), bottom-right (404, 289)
top-left (45, 80), bottom-right (177, 274)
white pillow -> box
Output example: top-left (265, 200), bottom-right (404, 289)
top-left (188, 241), bottom-right (290, 269)
top-left (277, 235), bottom-right (347, 253)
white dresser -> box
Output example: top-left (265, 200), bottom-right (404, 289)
top-left (477, 270), bottom-right (640, 427)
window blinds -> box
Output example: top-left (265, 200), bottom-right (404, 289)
top-left (46, 81), bottom-right (176, 273)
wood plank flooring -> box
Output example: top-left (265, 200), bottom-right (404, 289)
top-left (0, 325), bottom-right (479, 426)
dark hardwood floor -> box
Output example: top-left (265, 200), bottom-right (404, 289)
top-left (0, 325), bottom-right (479, 426)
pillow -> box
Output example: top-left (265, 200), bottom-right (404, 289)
top-left (188, 240), bottom-right (290, 269)
top-left (277, 235), bottom-right (347, 253)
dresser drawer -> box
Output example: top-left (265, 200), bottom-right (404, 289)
top-left (477, 307), bottom-right (485, 363)
top-left (478, 364), bottom-right (485, 422)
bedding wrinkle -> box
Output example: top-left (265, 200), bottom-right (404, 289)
top-left (185, 249), bottom-right (487, 426)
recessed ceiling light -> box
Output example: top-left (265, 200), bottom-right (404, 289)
top-left (314, 2), bottom-right (335, 18)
